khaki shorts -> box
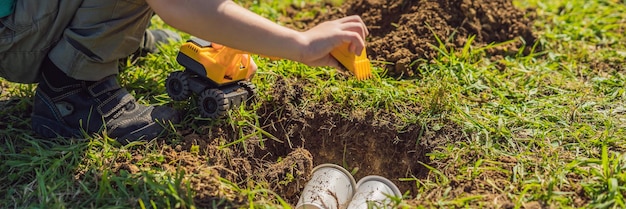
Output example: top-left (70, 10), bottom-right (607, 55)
top-left (0, 0), bottom-right (153, 83)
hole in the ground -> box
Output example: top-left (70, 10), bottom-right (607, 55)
top-left (166, 77), bottom-right (464, 207)
top-left (254, 104), bottom-right (431, 202)
top-left (242, 77), bottom-right (461, 204)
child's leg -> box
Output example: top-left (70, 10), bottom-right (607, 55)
top-left (47, 0), bottom-right (154, 81)
top-left (30, 0), bottom-right (180, 143)
top-left (0, 0), bottom-right (81, 83)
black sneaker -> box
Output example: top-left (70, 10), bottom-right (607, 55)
top-left (32, 75), bottom-right (180, 144)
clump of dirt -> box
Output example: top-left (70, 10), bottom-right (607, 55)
top-left (254, 148), bottom-right (314, 200)
top-left (284, 0), bottom-right (537, 77)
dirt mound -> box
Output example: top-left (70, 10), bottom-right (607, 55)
top-left (287, 0), bottom-right (536, 77)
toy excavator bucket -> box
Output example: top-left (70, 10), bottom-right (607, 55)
top-left (330, 43), bottom-right (372, 80)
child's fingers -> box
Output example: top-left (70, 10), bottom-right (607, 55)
top-left (339, 31), bottom-right (365, 55)
top-left (337, 15), bottom-right (369, 36)
top-left (335, 15), bottom-right (368, 55)
top-left (339, 22), bottom-right (368, 40)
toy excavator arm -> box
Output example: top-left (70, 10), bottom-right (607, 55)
top-left (183, 37), bottom-right (371, 82)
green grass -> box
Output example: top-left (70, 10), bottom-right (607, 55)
top-left (2, 0), bottom-right (626, 208)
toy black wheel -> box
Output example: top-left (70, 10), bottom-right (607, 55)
top-left (238, 81), bottom-right (257, 104)
top-left (198, 88), bottom-right (229, 119)
top-left (165, 71), bottom-right (191, 101)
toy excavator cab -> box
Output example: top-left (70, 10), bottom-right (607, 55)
top-left (165, 37), bottom-right (257, 119)
top-left (176, 37), bottom-right (251, 86)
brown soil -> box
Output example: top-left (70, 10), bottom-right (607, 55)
top-left (283, 0), bottom-right (537, 77)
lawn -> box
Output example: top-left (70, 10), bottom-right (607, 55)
top-left (1, 0), bottom-right (625, 208)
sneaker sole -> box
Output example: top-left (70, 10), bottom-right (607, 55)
top-left (33, 114), bottom-right (169, 144)
top-left (32, 115), bottom-right (83, 138)
top-left (115, 122), bottom-right (165, 144)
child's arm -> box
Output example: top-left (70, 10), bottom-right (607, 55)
top-left (146, 0), bottom-right (368, 68)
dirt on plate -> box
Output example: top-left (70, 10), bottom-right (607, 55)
top-left (111, 0), bottom-right (543, 207)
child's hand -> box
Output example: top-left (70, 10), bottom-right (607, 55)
top-left (149, 0), bottom-right (368, 70)
top-left (297, 15), bottom-right (369, 68)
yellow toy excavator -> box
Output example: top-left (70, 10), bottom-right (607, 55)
top-left (165, 37), bottom-right (372, 119)
top-left (165, 37), bottom-right (256, 119)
